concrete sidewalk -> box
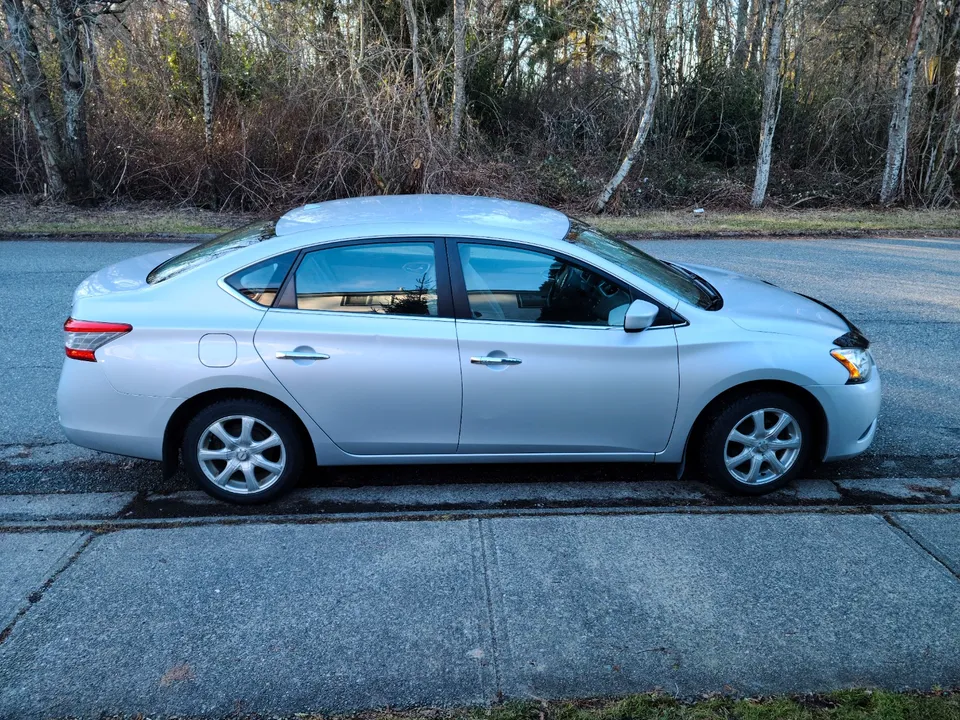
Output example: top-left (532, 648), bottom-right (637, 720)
top-left (1, 508), bottom-right (959, 718)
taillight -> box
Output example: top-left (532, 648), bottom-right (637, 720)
top-left (63, 318), bottom-right (132, 362)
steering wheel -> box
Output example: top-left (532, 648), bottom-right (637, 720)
top-left (547, 264), bottom-right (575, 305)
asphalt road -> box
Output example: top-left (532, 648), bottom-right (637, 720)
top-left (0, 236), bottom-right (958, 495)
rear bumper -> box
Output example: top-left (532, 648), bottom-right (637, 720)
top-left (57, 358), bottom-right (180, 461)
top-left (807, 370), bottom-right (881, 462)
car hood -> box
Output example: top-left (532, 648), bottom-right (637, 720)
top-left (74, 246), bottom-right (191, 301)
top-left (675, 262), bottom-right (851, 339)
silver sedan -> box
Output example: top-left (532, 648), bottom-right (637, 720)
top-left (58, 195), bottom-right (880, 503)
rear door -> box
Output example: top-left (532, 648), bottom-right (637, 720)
top-left (450, 240), bottom-right (680, 454)
top-left (254, 239), bottom-right (462, 455)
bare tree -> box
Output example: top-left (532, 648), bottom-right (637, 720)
top-left (51, 0), bottom-right (91, 199)
top-left (747, 0), bottom-right (767, 69)
top-left (212, 0), bottom-right (228, 47)
top-left (922, 0), bottom-right (960, 204)
top-left (402, 0), bottom-right (432, 141)
top-left (595, 32), bottom-right (659, 214)
top-left (1, 0), bottom-right (72, 198)
top-left (450, 0), bottom-right (466, 152)
top-left (733, 0), bottom-right (750, 66)
top-left (750, 0), bottom-right (787, 208)
top-left (879, 0), bottom-right (927, 204)
top-left (188, 0), bottom-right (219, 146)
top-left (695, 0), bottom-right (713, 65)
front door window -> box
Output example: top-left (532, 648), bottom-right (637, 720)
top-left (457, 243), bottom-right (633, 326)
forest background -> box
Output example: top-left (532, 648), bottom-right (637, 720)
top-left (1, 0), bottom-right (958, 219)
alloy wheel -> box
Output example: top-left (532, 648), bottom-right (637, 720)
top-left (723, 408), bottom-right (802, 486)
top-left (197, 415), bottom-right (286, 495)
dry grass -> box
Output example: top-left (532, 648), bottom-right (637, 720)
top-left (0, 196), bottom-right (253, 236)
top-left (2, 196), bottom-right (959, 239)
top-left (593, 208), bottom-right (960, 237)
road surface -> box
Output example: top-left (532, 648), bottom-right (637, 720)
top-left (1, 236), bottom-right (957, 496)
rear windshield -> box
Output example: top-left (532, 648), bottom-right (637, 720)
top-left (146, 219), bottom-right (278, 284)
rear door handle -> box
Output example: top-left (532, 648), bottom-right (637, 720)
top-left (471, 356), bottom-right (522, 365)
top-left (276, 350), bottom-right (330, 360)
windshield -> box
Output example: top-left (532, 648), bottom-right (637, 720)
top-left (564, 219), bottom-right (714, 308)
top-left (147, 219), bottom-right (279, 284)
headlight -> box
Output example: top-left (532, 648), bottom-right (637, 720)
top-left (830, 347), bottom-right (873, 384)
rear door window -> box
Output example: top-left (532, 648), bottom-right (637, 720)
top-left (294, 241), bottom-right (440, 317)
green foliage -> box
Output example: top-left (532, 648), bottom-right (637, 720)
top-left (538, 154), bottom-right (598, 202)
top-left (420, 692), bottom-right (960, 720)
top-left (667, 66), bottom-right (763, 167)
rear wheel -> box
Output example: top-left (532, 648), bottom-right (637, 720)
top-left (182, 398), bottom-right (304, 504)
top-left (698, 392), bottom-right (812, 495)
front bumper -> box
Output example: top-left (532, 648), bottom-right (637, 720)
top-left (57, 358), bottom-right (180, 461)
top-left (807, 369), bottom-right (881, 462)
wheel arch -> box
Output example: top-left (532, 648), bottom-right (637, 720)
top-left (680, 379), bottom-right (829, 475)
top-left (161, 388), bottom-right (318, 478)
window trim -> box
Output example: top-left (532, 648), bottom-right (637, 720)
top-left (273, 236), bottom-right (455, 319)
top-left (444, 237), bottom-right (687, 330)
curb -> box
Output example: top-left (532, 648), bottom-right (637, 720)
top-left (0, 232), bottom-right (217, 243)
top-left (4, 231), bottom-right (960, 243)
top-left (2, 478), bottom-right (960, 526)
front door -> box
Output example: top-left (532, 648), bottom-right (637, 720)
top-left (451, 241), bottom-right (680, 454)
top-left (254, 239), bottom-right (462, 455)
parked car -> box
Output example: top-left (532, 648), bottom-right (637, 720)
top-left (58, 195), bottom-right (879, 503)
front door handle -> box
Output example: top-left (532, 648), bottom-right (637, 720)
top-left (471, 356), bottom-right (522, 365)
top-left (276, 350), bottom-right (330, 360)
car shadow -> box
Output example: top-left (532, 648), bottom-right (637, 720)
top-left (304, 461), bottom-right (680, 489)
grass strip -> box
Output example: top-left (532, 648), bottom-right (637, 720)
top-left (593, 209), bottom-right (960, 237)
top-left (82, 689), bottom-right (960, 720)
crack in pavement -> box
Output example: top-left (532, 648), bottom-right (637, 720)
top-left (0, 532), bottom-right (97, 646)
top-left (881, 513), bottom-right (960, 582)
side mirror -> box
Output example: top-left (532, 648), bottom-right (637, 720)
top-left (623, 299), bottom-right (659, 332)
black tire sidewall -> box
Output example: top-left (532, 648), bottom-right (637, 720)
top-left (182, 398), bottom-right (304, 504)
top-left (699, 392), bottom-right (812, 495)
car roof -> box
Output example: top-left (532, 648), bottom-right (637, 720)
top-left (275, 194), bottom-right (570, 241)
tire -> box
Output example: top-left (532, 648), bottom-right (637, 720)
top-left (181, 398), bottom-right (305, 504)
top-left (697, 391), bottom-right (812, 495)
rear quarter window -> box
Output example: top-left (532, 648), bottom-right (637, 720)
top-left (224, 252), bottom-right (297, 307)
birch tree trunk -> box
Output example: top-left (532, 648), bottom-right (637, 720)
top-left (52, 0), bottom-right (92, 201)
top-left (450, 0), bottom-right (466, 152)
top-left (1, 0), bottom-right (69, 198)
top-left (879, 0), bottom-right (926, 204)
top-left (594, 32), bottom-right (659, 214)
top-left (750, 0), bottom-right (786, 209)
top-left (402, 0), bottom-right (432, 142)
top-left (188, 0), bottom-right (219, 146)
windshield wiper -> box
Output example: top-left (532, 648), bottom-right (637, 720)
top-left (666, 262), bottom-right (723, 310)
top-left (703, 294), bottom-right (724, 310)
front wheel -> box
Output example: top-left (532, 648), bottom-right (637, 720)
top-left (182, 398), bottom-right (304, 504)
top-left (697, 392), bottom-right (812, 495)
